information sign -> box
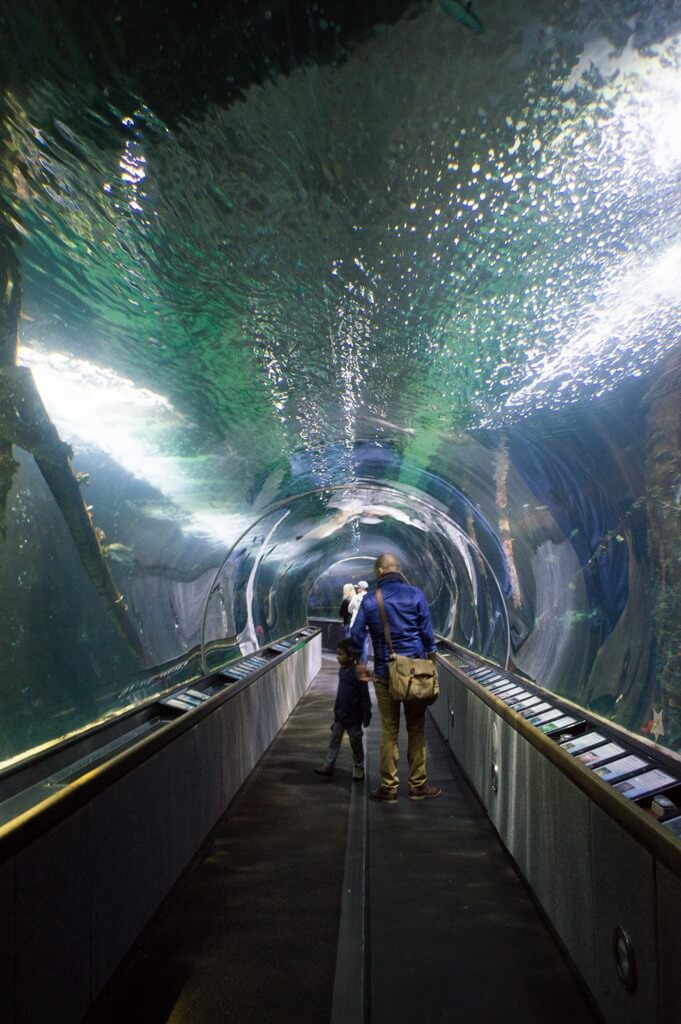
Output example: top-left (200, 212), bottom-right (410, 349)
top-left (560, 731), bottom-right (606, 754)
top-left (520, 701), bottom-right (551, 718)
top-left (513, 696), bottom-right (542, 712)
top-left (226, 666), bottom-right (249, 678)
top-left (179, 692), bottom-right (203, 706)
top-left (505, 690), bottom-right (532, 706)
top-left (593, 755), bottom-right (648, 783)
top-left (577, 742), bottom-right (625, 767)
top-left (527, 708), bottom-right (562, 726)
top-left (540, 715), bottom-right (578, 735)
top-left (163, 697), bottom-right (188, 710)
top-left (496, 686), bottom-right (525, 701)
top-left (487, 680), bottom-right (515, 694)
top-left (614, 769), bottom-right (678, 800)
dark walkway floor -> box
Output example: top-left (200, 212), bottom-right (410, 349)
top-left (84, 656), bottom-right (601, 1024)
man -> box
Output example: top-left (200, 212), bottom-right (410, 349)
top-left (350, 553), bottom-right (441, 803)
top-left (348, 579), bottom-right (368, 627)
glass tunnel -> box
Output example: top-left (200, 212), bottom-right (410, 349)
top-left (1, 0), bottom-right (680, 767)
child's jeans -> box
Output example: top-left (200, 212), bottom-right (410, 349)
top-left (324, 720), bottom-right (364, 769)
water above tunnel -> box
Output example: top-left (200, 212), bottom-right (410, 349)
top-left (1, 0), bottom-right (680, 762)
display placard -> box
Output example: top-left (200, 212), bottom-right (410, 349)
top-left (226, 665), bottom-right (249, 678)
top-left (488, 681), bottom-right (516, 695)
top-left (614, 769), bottom-right (678, 800)
top-left (560, 731), bottom-right (606, 754)
top-left (527, 708), bottom-right (562, 726)
top-left (540, 715), bottom-right (578, 735)
top-left (513, 696), bottom-right (542, 712)
top-left (593, 754), bottom-right (648, 783)
top-left (520, 701), bottom-right (551, 718)
top-left (496, 686), bottom-right (525, 702)
top-left (480, 674), bottom-right (506, 686)
top-left (471, 668), bottom-right (497, 681)
top-left (185, 688), bottom-right (211, 702)
top-left (577, 742), bottom-right (625, 767)
top-left (179, 692), bottom-right (203, 706)
top-left (163, 696), bottom-right (194, 710)
top-left (505, 690), bottom-right (532, 706)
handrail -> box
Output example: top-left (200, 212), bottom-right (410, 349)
top-left (438, 653), bottom-right (681, 879)
top-left (0, 628), bottom-right (319, 861)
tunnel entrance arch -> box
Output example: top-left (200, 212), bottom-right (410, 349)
top-left (307, 555), bottom-right (375, 620)
top-left (200, 481), bottom-right (512, 674)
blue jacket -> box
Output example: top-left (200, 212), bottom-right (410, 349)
top-left (350, 573), bottom-right (437, 681)
top-left (334, 664), bottom-right (372, 727)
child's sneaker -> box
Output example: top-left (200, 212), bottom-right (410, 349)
top-left (314, 764), bottom-right (334, 777)
top-left (352, 766), bottom-right (365, 781)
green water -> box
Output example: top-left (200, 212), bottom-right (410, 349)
top-left (1, 0), bottom-right (680, 761)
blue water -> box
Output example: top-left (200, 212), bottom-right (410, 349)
top-left (1, 0), bottom-right (680, 762)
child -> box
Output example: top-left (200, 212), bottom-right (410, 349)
top-left (315, 640), bottom-right (371, 780)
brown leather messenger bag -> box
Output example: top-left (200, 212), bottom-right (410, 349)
top-left (375, 588), bottom-right (439, 705)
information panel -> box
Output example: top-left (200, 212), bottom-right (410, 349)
top-left (488, 681), bottom-right (519, 696)
top-left (505, 690), bottom-right (532, 706)
top-left (528, 708), bottom-right (562, 726)
top-left (520, 701), bottom-right (551, 718)
top-left (560, 731), bottom-right (606, 755)
top-left (540, 715), bottom-right (579, 735)
top-left (471, 668), bottom-right (498, 681)
top-left (497, 686), bottom-right (525, 701)
top-left (513, 696), bottom-right (542, 713)
top-left (614, 769), bottom-right (678, 800)
top-left (577, 742), bottom-right (626, 767)
top-left (185, 688), bottom-right (211, 703)
top-left (593, 754), bottom-right (648, 783)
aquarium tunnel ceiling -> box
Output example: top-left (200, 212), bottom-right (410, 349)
top-left (2, 0), bottom-right (681, 759)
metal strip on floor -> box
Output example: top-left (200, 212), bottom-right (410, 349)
top-left (329, 731), bottom-right (370, 1024)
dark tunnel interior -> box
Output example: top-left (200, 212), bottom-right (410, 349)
top-left (1, 0), bottom-right (680, 765)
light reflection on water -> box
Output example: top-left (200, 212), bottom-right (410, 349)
top-left (5, 2), bottom-right (680, 451)
top-left (1, 0), bottom-right (680, 760)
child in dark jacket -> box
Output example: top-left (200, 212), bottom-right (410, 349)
top-left (315, 640), bottom-right (372, 781)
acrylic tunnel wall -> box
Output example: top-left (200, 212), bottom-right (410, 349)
top-left (1, 0), bottom-right (681, 769)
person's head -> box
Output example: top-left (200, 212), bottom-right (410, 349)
top-left (374, 553), bottom-right (400, 579)
top-left (357, 580), bottom-right (368, 592)
top-left (342, 582), bottom-right (355, 601)
top-left (336, 639), bottom-right (358, 666)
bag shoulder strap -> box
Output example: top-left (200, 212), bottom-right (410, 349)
top-left (375, 588), bottom-right (394, 655)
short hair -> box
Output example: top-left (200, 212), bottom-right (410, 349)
top-left (336, 639), bottom-right (358, 658)
top-left (375, 552), bottom-right (400, 573)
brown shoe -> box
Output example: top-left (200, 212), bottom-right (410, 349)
top-left (372, 787), bottom-right (398, 803)
top-left (409, 783), bottom-right (442, 800)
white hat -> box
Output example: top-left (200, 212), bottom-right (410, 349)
top-left (358, 580), bottom-right (369, 590)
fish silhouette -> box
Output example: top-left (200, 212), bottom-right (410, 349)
top-left (441, 0), bottom-right (484, 34)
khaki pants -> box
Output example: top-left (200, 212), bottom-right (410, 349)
top-left (373, 679), bottom-right (427, 791)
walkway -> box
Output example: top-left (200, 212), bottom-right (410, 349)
top-left (84, 656), bottom-right (601, 1023)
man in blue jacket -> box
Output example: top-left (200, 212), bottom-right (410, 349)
top-left (351, 552), bottom-right (441, 803)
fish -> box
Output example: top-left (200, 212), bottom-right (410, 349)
top-left (440, 0), bottom-right (484, 34)
top-left (102, 542), bottom-right (135, 565)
